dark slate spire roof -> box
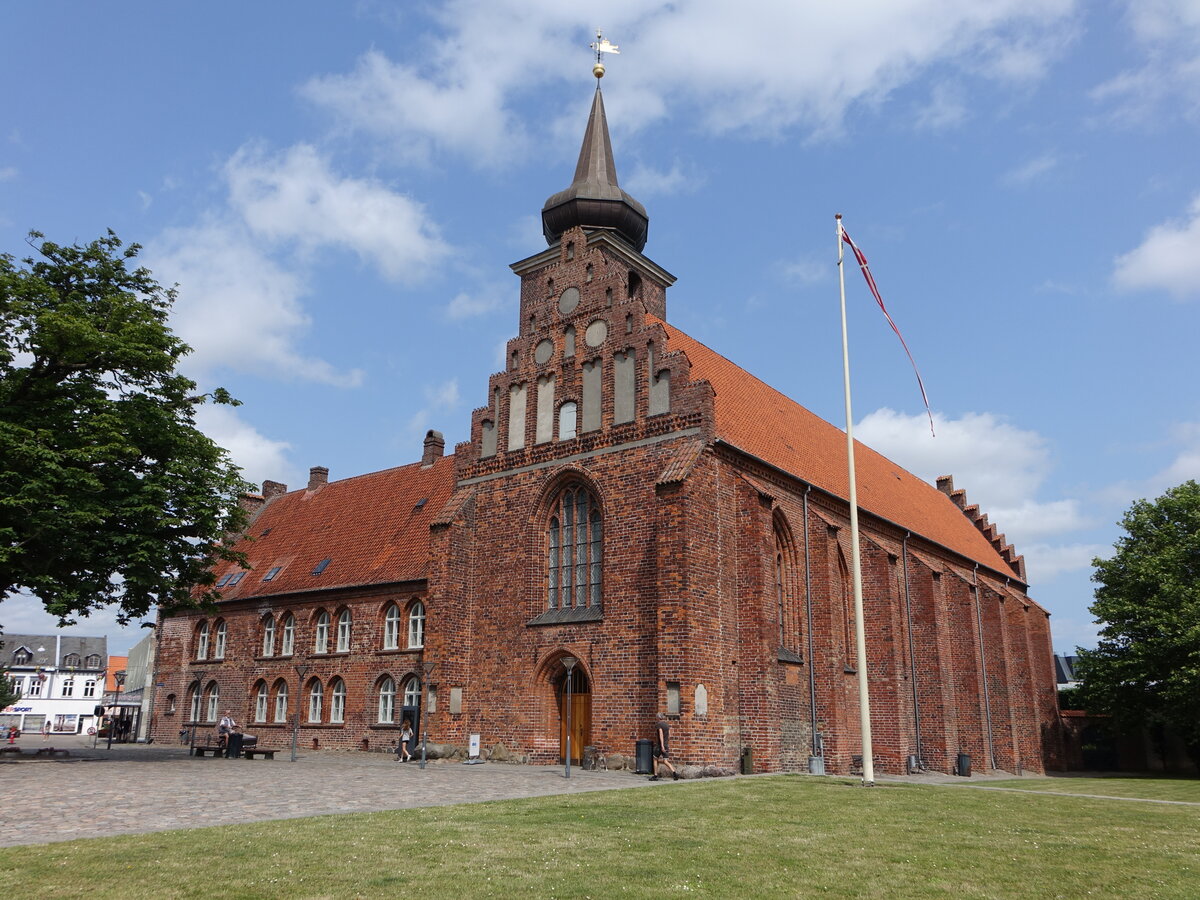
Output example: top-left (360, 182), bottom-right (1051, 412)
top-left (541, 86), bottom-right (649, 252)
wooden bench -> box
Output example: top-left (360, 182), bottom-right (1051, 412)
top-left (190, 744), bottom-right (228, 757)
top-left (242, 748), bottom-right (277, 760)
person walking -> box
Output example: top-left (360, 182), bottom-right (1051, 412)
top-left (649, 713), bottom-right (679, 781)
top-left (42, 720), bottom-right (52, 742)
top-left (397, 719), bottom-right (414, 761)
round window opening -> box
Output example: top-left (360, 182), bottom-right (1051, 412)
top-left (534, 339), bottom-right (554, 365)
top-left (558, 287), bottom-right (580, 315)
top-left (584, 319), bottom-right (608, 348)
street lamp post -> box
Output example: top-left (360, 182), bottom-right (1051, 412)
top-left (419, 659), bottom-right (436, 770)
top-left (291, 664), bottom-right (310, 762)
top-left (106, 671), bottom-right (126, 751)
top-left (561, 657), bottom-right (577, 779)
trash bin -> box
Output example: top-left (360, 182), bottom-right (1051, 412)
top-left (741, 747), bottom-right (753, 775)
top-left (226, 732), bottom-right (245, 758)
top-left (955, 752), bottom-right (971, 777)
top-left (635, 738), bottom-right (653, 774)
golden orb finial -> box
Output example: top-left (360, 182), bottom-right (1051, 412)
top-left (590, 31), bottom-right (618, 80)
top-left (593, 62), bottom-right (605, 79)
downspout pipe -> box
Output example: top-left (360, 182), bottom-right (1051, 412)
top-left (901, 532), bottom-right (922, 766)
top-left (803, 485), bottom-right (818, 756)
top-left (973, 563), bottom-right (997, 770)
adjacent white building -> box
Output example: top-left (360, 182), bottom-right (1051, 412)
top-left (1, 634), bottom-right (108, 734)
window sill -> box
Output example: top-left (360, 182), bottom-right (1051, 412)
top-left (527, 606), bottom-right (603, 626)
top-left (376, 648), bottom-right (422, 656)
top-left (777, 648), bottom-right (804, 665)
top-left (369, 723), bottom-right (402, 730)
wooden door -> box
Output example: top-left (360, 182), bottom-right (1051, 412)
top-left (558, 668), bottom-right (591, 763)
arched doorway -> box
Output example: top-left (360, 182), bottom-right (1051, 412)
top-left (557, 665), bottom-right (591, 764)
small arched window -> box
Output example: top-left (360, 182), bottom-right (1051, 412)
top-left (384, 604), bottom-right (401, 650)
top-left (329, 678), bottom-right (346, 724)
top-left (166, 693), bottom-right (177, 715)
top-left (378, 677), bottom-right (396, 724)
top-left (403, 676), bottom-right (421, 709)
top-left (213, 620), bottom-right (227, 659)
top-left (337, 609), bottom-right (351, 652)
top-left (196, 622), bottom-right (210, 660)
top-left (13, 648), bottom-right (31, 665)
top-left (408, 602), bottom-right (426, 649)
top-left (308, 679), bottom-right (324, 723)
top-left (261, 616), bottom-right (276, 657)
top-left (205, 682), bottom-right (220, 722)
top-left (273, 680), bottom-right (289, 723)
top-left (254, 681), bottom-right (269, 722)
top-left (314, 611), bottom-right (330, 654)
top-left (63, 653), bottom-right (80, 667)
top-left (547, 483), bottom-right (602, 610)
top-left (281, 614), bottom-right (295, 656)
top-left (188, 682), bottom-right (202, 721)
top-left (85, 654), bottom-right (102, 668)
top-left (83, 679), bottom-right (96, 697)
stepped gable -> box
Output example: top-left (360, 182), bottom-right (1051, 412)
top-left (209, 454), bottom-right (456, 599)
top-left (652, 317), bottom-right (1023, 579)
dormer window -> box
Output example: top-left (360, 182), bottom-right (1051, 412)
top-left (13, 648), bottom-right (31, 665)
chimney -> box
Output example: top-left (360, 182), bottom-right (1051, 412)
top-left (308, 466), bottom-right (329, 491)
top-left (422, 430), bottom-right (445, 467)
top-left (238, 493), bottom-right (265, 517)
top-left (262, 480), bottom-right (288, 500)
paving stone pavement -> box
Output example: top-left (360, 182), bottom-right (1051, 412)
top-left (0, 734), bottom-right (663, 847)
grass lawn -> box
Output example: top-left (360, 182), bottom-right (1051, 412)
top-left (982, 775), bottom-right (1200, 803)
top-left (3, 775), bottom-right (1197, 899)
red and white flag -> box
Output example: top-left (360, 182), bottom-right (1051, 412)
top-left (840, 224), bottom-right (935, 437)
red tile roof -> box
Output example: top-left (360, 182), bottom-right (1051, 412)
top-left (213, 455), bottom-right (456, 600)
top-left (655, 318), bottom-right (1019, 577)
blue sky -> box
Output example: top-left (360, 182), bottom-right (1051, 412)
top-left (3, 2), bottom-right (1198, 656)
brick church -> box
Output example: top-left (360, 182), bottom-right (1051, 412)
top-left (151, 78), bottom-right (1061, 775)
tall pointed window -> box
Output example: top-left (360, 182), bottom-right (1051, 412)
top-left (189, 682), bottom-right (202, 721)
top-left (314, 611), bottom-right (330, 654)
top-left (337, 609), bottom-right (352, 652)
top-left (213, 620), bottom-right (227, 659)
top-left (254, 681), bottom-right (269, 722)
top-left (261, 616), bottom-right (275, 657)
top-left (383, 603), bottom-right (401, 650)
top-left (547, 483), bottom-right (602, 610)
top-left (205, 682), bottom-right (220, 722)
top-left (408, 602), bottom-right (426, 649)
top-left (330, 678), bottom-right (346, 724)
top-left (774, 513), bottom-right (803, 662)
top-left (274, 680), bottom-right (289, 723)
top-left (403, 677), bottom-right (421, 709)
top-left (196, 622), bottom-right (210, 660)
top-left (281, 614), bottom-right (295, 656)
top-left (378, 677), bottom-right (396, 724)
top-left (308, 679), bottom-right (323, 723)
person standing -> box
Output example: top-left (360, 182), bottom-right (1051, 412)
top-left (42, 720), bottom-right (52, 742)
top-left (649, 713), bottom-right (679, 781)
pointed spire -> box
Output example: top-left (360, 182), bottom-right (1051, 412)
top-left (542, 86), bottom-right (649, 252)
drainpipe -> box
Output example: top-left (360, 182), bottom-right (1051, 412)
top-left (972, 563), bottom-right (996, 770)
top-left (803, 486), bottom-right (819, 756)
top-left (901, 532), bottom-right (922, 766)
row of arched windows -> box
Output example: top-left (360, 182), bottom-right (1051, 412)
top-left (194, 601), bottom-right (425, 661)
top-left (182, 675), bottom-right (422, 726)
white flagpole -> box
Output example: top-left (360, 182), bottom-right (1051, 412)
top-left (836, 213), bottom-right (875, 787)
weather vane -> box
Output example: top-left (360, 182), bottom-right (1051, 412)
top-left (590, 29), bottom-right (619, 79)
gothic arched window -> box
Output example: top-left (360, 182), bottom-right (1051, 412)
top-left (774, 513), bottom-right (803, 662)
top-left (547, 483), bottom-right (602, 610)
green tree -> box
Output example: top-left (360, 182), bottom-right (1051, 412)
top-left (1076, 480), bottom-right (1200, 767)
top-left (0, 669), bottom-right (18, 710)
top-left (1, 231), bottom-right (251, 626)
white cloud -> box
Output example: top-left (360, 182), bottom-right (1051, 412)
top-left (1113, 194), bottom-right (1200, 299)
top-left (225, 143), bottom-right (450, 282)
top-left (192, 404), bottom-right (295, 489)
top-left (624, 160), bottom-right (700, 197)
top-left (1002, 152), bottom-right (1060, 186)
top-left (301, 1), bottom-right (1077, 165)
top-left (149, 219), bottom-right (363, 387)
top-left (1, 589), bottom-right (153, 653)
top-left (402, 378), bottom-right (462, 447)
top-left (778, 256), bottom-right (829, 286)
top-left (0, 165), bottom-right (16, 182)
top-left (1092, 0), bottom-right (1200, 123)
top-left (914, 83), bottom-right (969, 131)
top-left (446, 286), bottom-right (507, 320)
top-left (1020, 542), bottom-right (1108, 581)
